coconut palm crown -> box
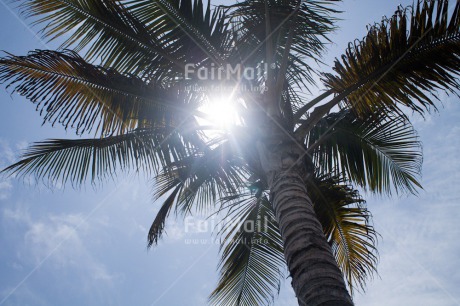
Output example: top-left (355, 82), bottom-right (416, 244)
top-left (1, 0), bottom-right (460, 305)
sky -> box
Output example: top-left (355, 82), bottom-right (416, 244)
top-left (0, 0), bottom-right (459, 305)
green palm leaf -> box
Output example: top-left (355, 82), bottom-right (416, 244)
top-left (322, 0), bottom-right (460, 116)
top-left (308, 110), bottom-right (423, 195)
top-left (1, 128), bottom-right (191, 186)
top-left (226, 0), bottom-right (339, 87)
top-left (125, 0), bottom-right (229, 66)
top-left (210, 195), bottom-right (285, 306)
top-left (0, 50), bottom-right (194, 135)
top-left (147, 140), bottom-right (249, 246)
top-left (308, 175), bottom-right (378, 295)
top-left (147, 179), bottom-right (184, 246)
top-left (16, 0), bottom-right (181, 75)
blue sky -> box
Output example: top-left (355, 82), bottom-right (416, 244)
top-left (0, 0), bottom-right (459, 305)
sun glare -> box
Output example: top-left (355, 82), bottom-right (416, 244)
top-left (199, 95), bottom-right (239, 129)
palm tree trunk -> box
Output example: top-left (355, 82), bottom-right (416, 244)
top-left (258, 141), bottom-right (353, 306)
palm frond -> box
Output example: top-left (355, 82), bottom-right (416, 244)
top-left (124, 0), bottom-right (229, 66)
top-left (147, 181), bottom-right (183, 247)
top-left (322, 0), bottom-right (460, 116)
top-left (210, 195), bottom-right (285, 306)
top-left (175, 144), bottom-right (246, 214)
top-left (308, 175), bottom-right (378, 295)
top-left (147, 140), bottom-right (249, 246)
top-left (1, 128), bottom-right (190, 186)
top-left (226, 0), bottom-right (339, 87)
top-left (16, 0), bottom-right (182, 75)
top-left (0, 50), bottom-right (192, 135)
top-left (308, 110), bottom-right (423, 195)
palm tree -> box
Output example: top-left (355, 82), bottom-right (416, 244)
top-left (1, 0), bottom-right (459, 305)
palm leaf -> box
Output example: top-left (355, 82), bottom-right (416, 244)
top-left (210, 195), bottom-right (285, 306)
top-left (322, 0), bottom-right (460, 116)
top-left (0, 50), bottom-right (194, 135)
top-left (147, 179), bottom-right (183, 246)
top-left (308, 110), bottom-right (423, 195)
top-left (308, 175), bottom-right (378, 295)
top-left (15, 0), bottom-right (182, 75)
top-left (1, 128), bottom-right (191, 186)
top-left (124, 0), bottom-right (229, 66)
top-left (169, 142), bottom-right (247, 214)
top-left (226, 0), bottom-right (339, 87)
top-left (147, 140), bottom-right (249, 246)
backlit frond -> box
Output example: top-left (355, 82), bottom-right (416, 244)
top-left (308, 110), bottom-right (423, 195)
top-left (210, 195), bottom-right (285, 306)
top-left (322, 0), bottom-right (460, 115)
top-left (1, 128), bottom-right (191, 186)
top-left (0, 50), bottom-right (192, 135)
top-left (308, 175), bottom-right (378, 294)
top-left (147, 140), bottom-right (248, 246)
top-left (16, 0), bottom-right (180, 75)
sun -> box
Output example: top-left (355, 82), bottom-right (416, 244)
top-left (199, 94), bottom-right (240, 129)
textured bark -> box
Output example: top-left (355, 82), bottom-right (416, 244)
top-left (258, 140), bottom-right (353, 306)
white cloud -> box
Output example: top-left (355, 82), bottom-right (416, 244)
top-left (27, 214), bottom-right (116, 283)
top-left (0, 284), bottom-right (48, 306)
top-left (24, 217), bottom-right (82, 267)
top-left (0, 139), bottom-right (15, 200)
top-left (0, 138), bottom-right (15, 165)
top-left (0, 138), bottom-right (30, 200)
top-left (0, 180), bottom-right (12, 200)
top-left (3, 207), bottom-right (31, 223)
top-left (92, 264), bottom-right (114, 281)
top-left (3, 208), bottom-right (117, 287)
